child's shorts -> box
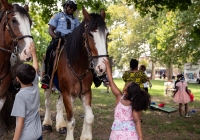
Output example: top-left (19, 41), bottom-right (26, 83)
top-left (37, 136), bottom-right (42, 140)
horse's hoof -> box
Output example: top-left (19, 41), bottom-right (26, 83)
top-left (59, 127), bottom-right (67, 134)
top-left (42, 125), bottom-right (52, 132)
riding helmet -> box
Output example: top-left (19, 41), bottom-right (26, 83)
top-left (63, 0), bottom-right (77, 9)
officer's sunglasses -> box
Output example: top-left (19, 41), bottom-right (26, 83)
top-left (67, 5), bottom-right (76, 10)
top-left (66, 18), bottom-right (71, 29)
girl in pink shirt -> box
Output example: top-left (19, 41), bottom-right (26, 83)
top-left (103, 59), bottom-right (151, 140)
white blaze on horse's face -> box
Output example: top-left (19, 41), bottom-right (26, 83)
top-left (92, 28), bottom-right (108, 75)
top-left (15, 12), bottom-right (33, 61)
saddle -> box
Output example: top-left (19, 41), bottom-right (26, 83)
top-left (41, 38), bottom-right (64, 89)
top-left (49, 45), bottom-right (63, 73)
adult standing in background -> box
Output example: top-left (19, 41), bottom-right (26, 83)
top-left (163, 72), bottom-right (166, 79)
top-left (122, 59), bottom-right (148, 90)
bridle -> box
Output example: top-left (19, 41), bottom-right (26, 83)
top-left (0, 10), bottom-right (33, 55)
top-left (67, 23), bottom-right (109, 96)
top-left (83, 23), bottom-right (109, 67)
top-left (0, 10), bottom-right (33, 85)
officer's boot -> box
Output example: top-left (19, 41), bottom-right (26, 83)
top-left (41, 57), bottom-right (50, 89)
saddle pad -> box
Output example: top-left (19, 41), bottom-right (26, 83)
top-left (53, 76), bottom-right (60, 91)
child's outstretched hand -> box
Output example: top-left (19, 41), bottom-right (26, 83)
top-left (103, 58), bottom-right (112, 82)
top-left (30, 42), bottom-right (36, 56)
top-left (103, 58), bottom-right (111, 72)
top-left (29, 42), bottom-right (38, 72)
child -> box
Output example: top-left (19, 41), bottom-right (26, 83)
top-left (173, 76), bottom-right (191, 118)
top-left (11, 42), bottom-right (42, 140)
top-left (139, 65), bottom-right (152, 92)
top-left (188, 89), bottom-right (194, 102)
top-left (103, 58), bottom-right (151, 140)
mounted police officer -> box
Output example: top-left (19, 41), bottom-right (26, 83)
top-left (41, 0), bottom-right (79, 89)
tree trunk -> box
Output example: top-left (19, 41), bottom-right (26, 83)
top-left (166, 64), bottom-right (173, 81)
top-left (151, 62), bottom-right (156, 80)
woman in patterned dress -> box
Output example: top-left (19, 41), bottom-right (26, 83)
top-left (122, 59), bottom-right (148, 90)
top-left (103, 58), bottom-right (151, 140)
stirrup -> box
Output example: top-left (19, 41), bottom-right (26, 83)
top-left (41, 75), bottom-right (50, 89)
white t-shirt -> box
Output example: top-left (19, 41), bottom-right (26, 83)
top-left (143, 71), bottom-right (148, 88)
top-left (11, 74), bottom-right (42, 140)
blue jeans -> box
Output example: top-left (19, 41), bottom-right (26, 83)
top-left (37, 136), bottom-right (42, 140)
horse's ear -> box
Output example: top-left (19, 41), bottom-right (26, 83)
top-left (24, 5), bottom-right (29, 12)
top-left (100, 9), bottom-right (106, 21)
top-left (0, 0), bottom-right (13, 11)
top-left (82, 6), bottom-right (90, 22)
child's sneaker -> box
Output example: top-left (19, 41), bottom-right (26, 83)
top-left (185, 114), bottom-right (191, 118)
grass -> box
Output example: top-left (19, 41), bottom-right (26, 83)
top-left (2, 79), bottom-right (200, 140)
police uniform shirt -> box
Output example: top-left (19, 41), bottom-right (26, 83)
top-left (48, 12), bottom-right (80, 36)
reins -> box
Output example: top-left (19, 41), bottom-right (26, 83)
top-left (0, 47), bottom-right (12, 53)
top-left (0, 66), bottom-right (10, 85)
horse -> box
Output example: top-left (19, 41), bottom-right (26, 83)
top-left (42, 7), bottom-right (108, 140)
top-left (0, 0), bottom-right (33, 111)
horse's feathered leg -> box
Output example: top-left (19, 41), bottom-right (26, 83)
top-left (56, 93), bottom-right (67, 134)
top-left (42, 89), bottom-right (52, 130)
top-left (63, 94), bottom-right (75, 140)
top-left (80, 95), bottom-right (94, 140)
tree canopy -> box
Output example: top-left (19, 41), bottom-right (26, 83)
top-left (9, 0), bottom-right (114, 23)
top-left (127, 0), bottom-right (192, 18)
top-left (5, 0), bottom-right (200, 74)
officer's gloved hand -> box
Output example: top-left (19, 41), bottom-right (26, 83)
top-left (54, 32), bottom-right (62, 40)
top-left (54, 36), bottom-right (60, 40)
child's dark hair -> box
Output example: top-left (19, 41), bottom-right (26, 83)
top-left (130, 59), bottom-right (138, 70)
top-left (124, 82), bottom-right (151, 111)
top-left (16, 64), bottom-right (36, 85)
top-left (139, 65), bottom-right (146, 71)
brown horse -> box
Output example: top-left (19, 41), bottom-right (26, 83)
top-left (0, 0), bottom-right (33, 110)
top-left (42, 7), bottom-right (108, 140)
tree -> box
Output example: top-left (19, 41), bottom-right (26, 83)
top-left (10, 0), bottom-right (116, 23)
top-left (127, 0), bottom-right (192, 18)
top-left (29, 3), bottom-right (51, 63)
top-left (107, 2), bottom-right (153, 70)
top-left (131, 0), bottom-right (200, 79)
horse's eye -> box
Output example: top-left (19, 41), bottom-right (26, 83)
top-left (12, 19), bottom-right (17, 23)
top-left (88, 32), bottom-right (93, 38)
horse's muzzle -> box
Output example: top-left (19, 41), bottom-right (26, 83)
top-left (26, 57), bottom-right (32, 61)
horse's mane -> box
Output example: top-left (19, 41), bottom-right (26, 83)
top-left (66, 13), bottom-right (106, 65)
